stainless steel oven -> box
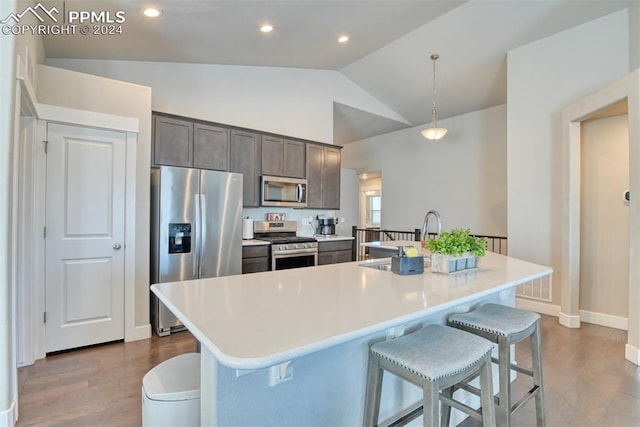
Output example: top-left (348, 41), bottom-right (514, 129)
top-left (253, 221), bottom-right (318, 270)
top-left (270, 241), bottom-right (318, 270)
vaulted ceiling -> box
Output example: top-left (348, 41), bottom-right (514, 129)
top-left (39, 0), bottom-right (635, 144)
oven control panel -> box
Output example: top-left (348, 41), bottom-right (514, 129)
top-left (273, 241), bottom-right (318, 253)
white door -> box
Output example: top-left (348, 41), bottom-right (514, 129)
top-left (45, 123), bottom-right (126, 353)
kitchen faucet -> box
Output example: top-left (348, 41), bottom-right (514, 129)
top-left (421, 210), bottom-right (442, 242)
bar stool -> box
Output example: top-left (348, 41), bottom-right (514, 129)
top-left (363, 324), bottom-right (496, 427)
top-left (448, 303), bottom-right (545, 426)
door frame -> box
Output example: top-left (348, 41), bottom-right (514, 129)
top-left (560, 69), bottom-right (640, 365)
top-left (23, 103), bottom-right (138, 363)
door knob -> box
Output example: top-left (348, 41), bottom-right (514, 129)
top-left (113, 243), bottom-right (122, 250)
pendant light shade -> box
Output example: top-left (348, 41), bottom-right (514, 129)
top-left (421, 127), bottom-right (448, 140)
top-left (422, 54), bottom-right (447, 141)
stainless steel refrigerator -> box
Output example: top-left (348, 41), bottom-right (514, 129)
top-left (150, 166), bottom-right (243, 336)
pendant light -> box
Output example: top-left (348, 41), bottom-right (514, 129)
top-left (421, 54), bottom-right (448, 141)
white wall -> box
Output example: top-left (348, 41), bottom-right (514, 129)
top-left (631, 1), bottom-right (640, 70)
top-left (44, 59), bottom-right (407, 145)
top-left (336, 168), bottom-right (359, 237)
top-left (341, 104), bottom-right (507, 236)
top-left (507, 9), bottom-right (630, 305)
top-left (36, 65), bottom-right (152, 330)
top-left (1, 1), bottom-right (17, 423)
top-left (580, 114), bottom-right (629, 317)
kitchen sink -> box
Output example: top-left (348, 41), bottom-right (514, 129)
top-left (359, 257), bottom-right (430, 272)
top-left (359, 261), bottom-right (392, 271)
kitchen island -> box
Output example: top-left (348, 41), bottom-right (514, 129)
top-left (151, 252), bottom-right (552, 426)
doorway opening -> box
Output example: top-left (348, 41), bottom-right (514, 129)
top-left (579, 110), bottom-right (629, 330)
top-left (560, 69), bottom-right (640, 365)
top-left (358, 172), bottom-right (382, 229)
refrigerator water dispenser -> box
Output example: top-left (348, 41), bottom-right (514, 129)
top-left (168, 223), bottom-right (191, 254)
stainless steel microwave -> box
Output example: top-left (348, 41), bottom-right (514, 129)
top-left (261, 176), bottom-right (307, 207)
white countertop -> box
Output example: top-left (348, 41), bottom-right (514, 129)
top-left (360, 240), bottom-right (422, 249)
top-left (151, 252), bottom-right (551, 370)
top-left (314, 235), bottom-right (354, 241)
top-left (242, 239), bottom-right (270, 246)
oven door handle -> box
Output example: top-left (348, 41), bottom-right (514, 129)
top-left (272, 248), bottom-right (318, 256)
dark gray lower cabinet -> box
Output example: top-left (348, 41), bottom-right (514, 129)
top-left (318, 240), bottom-right (354, 265)
top-left (242, 245), bottom-right (270, 273)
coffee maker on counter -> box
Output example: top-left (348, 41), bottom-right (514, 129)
top-left (314, 216), bottom-right (339, 236)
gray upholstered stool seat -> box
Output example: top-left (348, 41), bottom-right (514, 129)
top-left (448, 303), bottom-right (545, 427)
top-left (363, 324), bottom-right (496, 427)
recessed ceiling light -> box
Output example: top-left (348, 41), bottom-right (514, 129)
top-left (338, 35), bottom-right (350, 43)
top-left (260, 24), bottom-right (273, 33)
top-left (143, 7), bottom-right (161, 18)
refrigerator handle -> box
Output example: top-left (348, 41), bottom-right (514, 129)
top-left (200, 194), bottom-right (207, 278)
top-left (194, 194), bottom-right (200, 277)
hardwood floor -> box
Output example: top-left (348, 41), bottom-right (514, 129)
top-left (460, 314), bottom-right (640, 427)
top-left (16, 331), bottom-right (197, 427)
top-left (16, 315), bottom-right (640, 426)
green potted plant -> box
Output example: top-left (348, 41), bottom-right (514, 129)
top-left (426, 228), bottom-right (487, 274)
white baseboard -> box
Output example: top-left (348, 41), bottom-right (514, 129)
top-left (625, 344), bottom-right (639, 365)
top-left (515, 297), bottom-right (560, 316)
top-left (558, 311), bottom-right (581, 328)
top-left (127, 324), bottom-right (151, 342)
top-left (1, 400), bottom-right (16, 427)
top-left (579, 310), bottom-right (627, 331)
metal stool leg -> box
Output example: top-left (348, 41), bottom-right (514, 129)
top-left (497, 335), bottom-right (511, 426)
top-left (440, 386), bottom-right (453, 427)
top-left (531, 320), bottom-right (545, 427)
top-left (363, 354), bottom-right (383, 427)
top-left (479, 355), bottom-right (496, 427)
top-left (423, 381), bottom-right (440, 427)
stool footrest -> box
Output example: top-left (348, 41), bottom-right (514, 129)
top-left (378, 400), bottom-right (423, 427)
top-left (511, 385), bottom-right (541, 415)
top-left (489, 357), bottom-right (535, 377)
top-left (440, 393), bottom-right (484, 422)
top-left (455, 380), bottom-right (501, 406)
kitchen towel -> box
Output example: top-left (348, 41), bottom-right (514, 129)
top-left (242, 217), bottom-right (254, 239)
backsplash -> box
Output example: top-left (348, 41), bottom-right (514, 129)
top-left (242, 207), bottom-right (343, 237)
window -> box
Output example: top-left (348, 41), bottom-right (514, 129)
top-left (368, 195), bottom-right (381, 226)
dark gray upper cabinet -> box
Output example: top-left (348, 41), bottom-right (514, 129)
top-left (193, 123), bottom-right (229, 171)
top-left (261, 136), bottom-right (284, 176)
top-left (306, 144), bottom-right (324, 208)
top-left (283, 139), bottom-right (306, 178)
top-left (262, 137), bottom-right (305, 178)
top-left (153, 115), bottom-right (193, 168)
top-left (153, 113), bottom-right (229, 171)
top-left (306, 144), bottom-right (341, 209)
top-left (230, 130), bottom-right (261, 207)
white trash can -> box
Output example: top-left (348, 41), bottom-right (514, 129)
top-left (142, 352), bottom-right (201, 427)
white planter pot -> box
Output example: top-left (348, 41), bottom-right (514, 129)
top-left (431, 252), bottom-right (479, 274)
